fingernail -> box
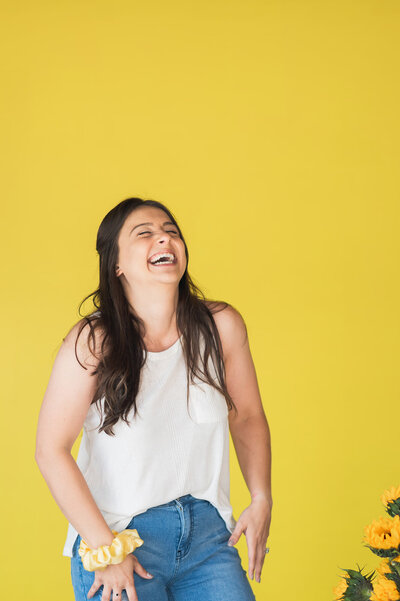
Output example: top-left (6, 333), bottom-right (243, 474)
top-left (228, 540), bottom-right (234, 546)
top-left (146, 572), bottom-right (153, 578)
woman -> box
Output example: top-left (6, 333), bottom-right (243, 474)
top-left (35, 197), bottom-right (272, 601)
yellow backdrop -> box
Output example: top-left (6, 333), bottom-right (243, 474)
top-left (1, 1), bottom-right (399, 599)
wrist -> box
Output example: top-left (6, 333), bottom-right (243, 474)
top-left (251, 491), bottom-right (273, 506)
top-left (79, 529), bottom-right (144, 572)
top-left (85, 530), bottom-right (115, 550)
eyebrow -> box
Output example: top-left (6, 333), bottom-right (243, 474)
top-left (129, 221), bottom-right (177, 235)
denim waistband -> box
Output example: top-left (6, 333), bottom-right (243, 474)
top-left (159, 494), bottom-right (201, 507)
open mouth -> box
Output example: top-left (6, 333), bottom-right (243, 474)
top-left (148, 252), bottom-right (177, 266)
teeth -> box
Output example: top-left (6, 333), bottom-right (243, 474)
top-left (149, 252), bottom-right (175, 264)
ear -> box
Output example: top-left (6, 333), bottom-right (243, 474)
top-left (115, 264), bottom-right (121, 277)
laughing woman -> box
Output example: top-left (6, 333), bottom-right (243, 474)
top-left (35, 197), bottom-right (272, 601)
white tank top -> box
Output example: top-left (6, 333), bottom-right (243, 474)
top-left (62, 326), bottom-right (236, 557)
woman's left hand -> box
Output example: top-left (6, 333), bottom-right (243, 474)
top-left (227, 496), bottom-right (272, 583)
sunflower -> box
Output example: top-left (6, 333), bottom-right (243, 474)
top-left (333, 567), bottom-right (375, 600)
top-left (374, 559), bottom-right (393, 576)
top-left (364, 516), bottom-right (400, 558)
top-left (333, 576), bottom-right (348, 599)
top-left (381, 487), bottom-right (400, 519)
top-left (371, 573), bottom-right (400, 601)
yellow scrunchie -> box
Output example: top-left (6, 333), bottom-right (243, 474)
top-left (78, 529), bottom-right (144, 572)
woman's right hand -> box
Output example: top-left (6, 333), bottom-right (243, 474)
top-left (87, 552), bottom-right (154, 601)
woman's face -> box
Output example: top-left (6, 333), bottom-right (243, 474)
top-left (115, 206), bottom-right (187, 289)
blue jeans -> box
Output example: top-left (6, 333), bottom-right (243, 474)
top-left (71, 494), bottom-right (256, 601)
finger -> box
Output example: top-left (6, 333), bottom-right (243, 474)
top-left (101, 584), bottom-right (112, 601)
top-left (125, 583), bottom-right (139, 601)
top-left (247, 538), bottom-right (257, 580)
top-left (87, 581), bottom-right (101, 599)
top-left (228, 522), bottom-right (244, 546)
top-left (254, 545), bottom-right (266, 583)
top-left (113, 589), bottom-right (123, 601)
top-left (133, 560), bottom-right (154, 580)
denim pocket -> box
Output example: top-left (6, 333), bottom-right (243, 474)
top-left (72, 533), bottom-right (82, 558)
top-left (188, 381), bottom-right (228, 424)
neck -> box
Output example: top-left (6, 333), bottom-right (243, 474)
top-left (125, 281), bottom-right (180, 344)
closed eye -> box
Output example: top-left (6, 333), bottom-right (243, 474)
top-left (138, 230), bottom-right (179, 236)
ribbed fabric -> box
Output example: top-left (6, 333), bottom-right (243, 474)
top-left (62, 326), bottom-right (236, 557)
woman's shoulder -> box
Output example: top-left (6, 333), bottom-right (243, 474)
top-left (62, 311), bottom-right (107, 369)
top-left (204, 300), bottom-right (248, 356)
top-left (203, 299), bottom-right (240, 320)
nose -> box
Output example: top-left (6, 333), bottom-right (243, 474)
top-left (155, 230), bottom-right (172, 243)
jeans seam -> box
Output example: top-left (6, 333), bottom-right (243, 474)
top-left (78, 561), bottom-right (86, 600)
top-left (179, 502), bottom-right (194, 560)
top-left (73, 536), bottom-right (88, 600)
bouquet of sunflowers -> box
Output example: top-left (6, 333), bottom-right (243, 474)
top-left (333, 485), bottom-right (400, 600)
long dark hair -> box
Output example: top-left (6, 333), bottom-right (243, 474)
top-left (69, 197), bottom-right (238, 436)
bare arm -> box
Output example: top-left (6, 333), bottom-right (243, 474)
top-left (35, 320), bottom-right (115, 549)
top-left (212, 303), bottom-right (272, 584)
top-left (212, 304), bottom-right (272, 506)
